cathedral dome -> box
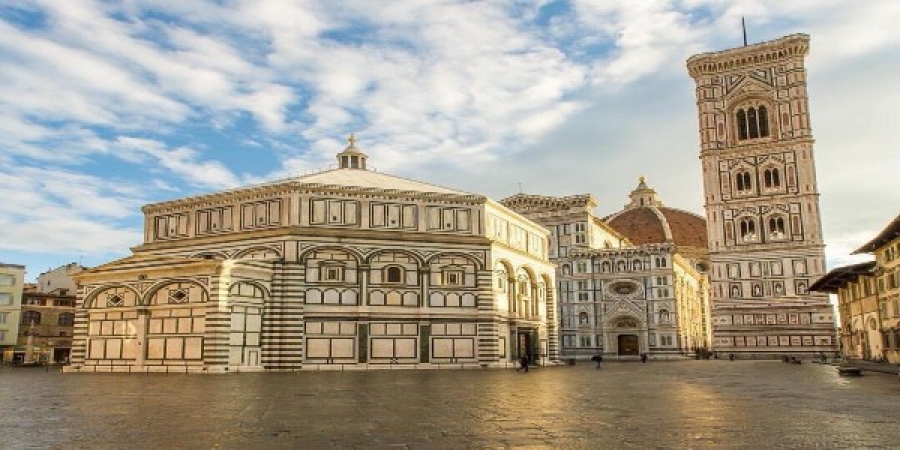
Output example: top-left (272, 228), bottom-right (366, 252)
top-left (604, 177), bottom-right (708, 249)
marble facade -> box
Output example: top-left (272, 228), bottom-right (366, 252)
top-left (67, 138), bottom-right (557, 373)
top-left (502, 180), bottom-right (711, 359)
top-left (687, 34), bottom-right (838, 356)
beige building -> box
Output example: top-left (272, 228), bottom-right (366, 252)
top-left (14, 282), bottom-right (77, 365)
top-left (502, 178), bottom-right (711, 359)
top-left (35, 262), bottom-right (86, 295)
top-left (848, 213), bottom-right (900, 363)
top-left (67, 137), bottom-right (557, 373)
top-left (809, 262), bottom-right (878, 360)
top-left (687, 34), bottom-right (837, 357)
top-left (0, 263), bottom-right (26, 361)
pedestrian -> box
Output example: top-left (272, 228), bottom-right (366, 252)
top-left (591, 353), bottom-right (603, 369)
top-left (640, 353), bottom-right (648, 363)
top-left (518, 354), bottom-right (530, 372)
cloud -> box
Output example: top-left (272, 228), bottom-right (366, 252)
top-left (1, 0), bottom-right (898, 277)
top-left (114, 137), bottom-right (242, 189)
top-left (0, 167), bottom-right (144, 254)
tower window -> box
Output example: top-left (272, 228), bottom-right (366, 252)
top-left (737, 109), bottom-right (748, 140)
top-left (764, 168), bottom-right (781, 189)
top-left (735, 171), bottom-right (752, 193)
top-left (768, 217), bottom-right (786, 239)
top-left (736, 106), bottom-right (770, 140)
top-left (739, 219), bottom-right (757, 241)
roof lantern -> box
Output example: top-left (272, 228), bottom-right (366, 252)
top-left (336, 133), bottom-right (368, 170)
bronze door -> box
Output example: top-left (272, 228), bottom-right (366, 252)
top-left (618, 334), bottom-right (639, 355)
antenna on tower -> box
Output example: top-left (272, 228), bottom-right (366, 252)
top-left (518, 182), bottom-right (523, 194)
top-left (742, 17), bottom-right (748, 46)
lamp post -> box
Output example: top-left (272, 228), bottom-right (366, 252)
top-left (24, 320), bottom-right (35, 364)
top-left (45, 339), bottom-right (54, 372)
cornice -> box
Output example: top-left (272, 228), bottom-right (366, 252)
top-left (132, 226), bottom-right (492, 252)
top-left (699, 137), bottom-right (815, 158)
top-left (570, 243), bottom-right (676, 259)
top-left (500, 193), bottom-right (597, 213)
top-left (143, 181), bottom-right (487, 215)
top-left (687, 33), bottom-right (810, 78)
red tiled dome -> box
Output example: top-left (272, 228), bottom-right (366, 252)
top-left (606, 206), bottom-right (708, 249)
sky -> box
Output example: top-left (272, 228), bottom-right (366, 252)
top-left (1, 0), bottom-right (898, 282)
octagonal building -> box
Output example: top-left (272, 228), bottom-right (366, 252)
top-left (68, 137), bottom-right (557, 373)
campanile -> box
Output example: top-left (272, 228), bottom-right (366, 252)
top-left (686, 34), bottom-right (837, 356)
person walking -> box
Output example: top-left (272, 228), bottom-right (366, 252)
top-left (640, 353), bottom-right (648, 363)
top-left (591, 353), bottom-right (603, 369)
top-left (518, 354), bottom-right (530, 372)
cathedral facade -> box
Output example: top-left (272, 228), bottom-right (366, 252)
top-left (687, 34), bottom-right (837, 356)
top-left (67, 138), bottom-right (557, 373)
top-left (502, 179), bottom-right (711, 359)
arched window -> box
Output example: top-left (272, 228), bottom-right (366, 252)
top-left (747, 107), bottom-right (759, 138)
top-left (758, 106), bottom-right (769, 136)
top-left (736, 105), bottom-right (770, 140)
top-left (633, 260), bottom-right (642, 271)
top-left (764, 168), bottom-right (781, 188)
top-left (658, 309), bottom-right (670, 323)
top-left (768, 217), bottom-right (786, 239)
top-left (579, 312), bottom-right (589, 325)
top-left (617, 261), bottom-right (626, 271)
top-left (735, 171), bottom-right (752, 192)
top-left (385, 266), bottom-right (403, 283)
top-left (22, 310), bottom-right (41, 325)
top-left (58, 313), bottom-right (74, 327)
top-left (791, 216), bottom-right (802, 235)
top-left (601, 261), bottom-right (611, 273)
top-left (737, 109), bottom-right (748, 140)
top-left (740, 219), bottom-right (757, 241)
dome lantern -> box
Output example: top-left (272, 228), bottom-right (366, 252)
top-left (336, 133), bottom-right (368, 170)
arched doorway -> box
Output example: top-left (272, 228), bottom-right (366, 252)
top-left (618, 335), bottom-right (639, 356)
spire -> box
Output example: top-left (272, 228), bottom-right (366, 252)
top-left (336, 133), bottom-right (368, 170)
top-left (625, 176), bottom-right (662, 209)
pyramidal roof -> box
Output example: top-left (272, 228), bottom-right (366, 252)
top-left (279, 135), bottom-right (474, 195)
top-left (290, 165), bottom-right (472, 195)
top-left (146, 136), bottom-right (478, 211)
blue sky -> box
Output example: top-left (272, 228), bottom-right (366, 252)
top-left (1, 0), bottom-right (898, 281)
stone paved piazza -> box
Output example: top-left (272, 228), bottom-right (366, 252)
top-left (2, 361), bottom-right (898, 449)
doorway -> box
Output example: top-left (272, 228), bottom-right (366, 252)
top-left (517, 330), bottom-right (536, 363)
top-left (618, 334), bottom-right (639, 356)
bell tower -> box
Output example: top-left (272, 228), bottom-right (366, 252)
top-left (686, 34), bottom-right (837, 356)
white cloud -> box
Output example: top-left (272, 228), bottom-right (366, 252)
top-left (114, 137), bottom-right (242, 189)
top-left (0, 167), bottom-right (144, 254)
top-left (1, 0), bottom-right (898, 277)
